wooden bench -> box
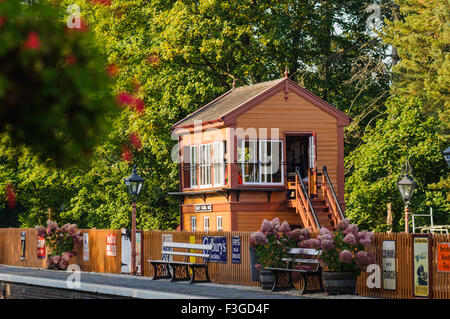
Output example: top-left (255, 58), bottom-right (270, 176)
top-left (266, 248), bottom-right (324, 294)
top-left (147, 242), bottom-right (213, 284)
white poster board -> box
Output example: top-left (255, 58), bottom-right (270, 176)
top-left (382, 240), bottom-right (396, 290)
top-left (121, 228), bottom-right (131, 273)
top-left (121, 229), bottom-right (142, 275)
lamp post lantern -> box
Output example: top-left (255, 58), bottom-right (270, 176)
top-left (443, 146), bottom-right (450, 168)
top-left (124, 165), bottom-right (144, 275)
top-left (397, 168), bottom-right (417, 234)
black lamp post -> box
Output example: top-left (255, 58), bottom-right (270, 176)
top-left (397, 169), bottom-right (417, 234)
top-left (124, 165), bottom-right (144, 275)
top-left (443, 146), bottom-right (450, 168)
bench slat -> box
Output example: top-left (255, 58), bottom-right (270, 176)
top-left (162, 242), bottom-right (213, 250)
top-left (161, 251), bottom-right (210, 258)
top-left (287, 248), bottom-right (321, 255)
top-left (281, 258), bottom-right (319, 264)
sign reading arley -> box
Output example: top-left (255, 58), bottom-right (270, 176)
top-left (195, 204), bottom-right (212, 212)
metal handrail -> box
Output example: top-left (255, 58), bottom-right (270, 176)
top-left (296, 168), bottom-right (321, 230)
top-left (322, 166), bottom-right (345, 220)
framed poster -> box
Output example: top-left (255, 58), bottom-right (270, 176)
top-left (20, 231), bottom-right (26, 261)
top-left (37, 235), bottom-right (46, 259)
top-left (232, 236), bottom-right (241, 264)
top-left (106, 233), bottom-right (117, 257)
top-left (202, 236), bottom-right (227, 263)
top-left (412, 234), bottom-right (433, 298)
top-left (382, 240), bottom-right (396, 290)
top-left (437, 242), bottom-right (450, 272)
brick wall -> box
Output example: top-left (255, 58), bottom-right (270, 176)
top-left (0, 281), bottom-right (130, 299)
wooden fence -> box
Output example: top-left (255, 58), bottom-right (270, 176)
top-left (357, 232), bottom-right (450, 299)
top-left (0, 228), bottom-right (449, 298)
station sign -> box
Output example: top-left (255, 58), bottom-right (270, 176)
top-left (195, 204), bottom-right (212, 212)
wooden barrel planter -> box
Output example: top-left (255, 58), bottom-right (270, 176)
top-left (322, 271), bottom-right (357, 295)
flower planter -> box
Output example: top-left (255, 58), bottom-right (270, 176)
top-left (260, 270), bottom-right (275, 290)
top-left (322, 271), bottom-right (357, 295)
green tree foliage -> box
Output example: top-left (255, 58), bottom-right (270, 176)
top-left (346, 0), bottom-right (449, 231)
top-left (345, 95), bottom-right (449, 232)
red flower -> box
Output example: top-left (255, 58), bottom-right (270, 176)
top-left (147, 54), bottom-right (160, 65)
top-left (23, 31), bottom-right (41, 51)
top-left (5, 184), bottom-right (16, 208)
top-left (66, 54), bottom-right (77, 65)
top-left (129, 133), bottom-right (142, 150)
top-left (91, 0), bottom-right (111, 5)
top-left (132, 97), bottom-right (144, 114)
top-left (116, 91), bottom-right (134, 106)
top-left (121, 145), bottom-right (132, 162)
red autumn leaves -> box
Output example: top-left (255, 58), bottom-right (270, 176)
top-left (5, 184), bottom-right (16, 209)
top-left (121, 133), bottom-right (143, 162)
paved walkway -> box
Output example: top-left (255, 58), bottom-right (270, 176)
top-left (0, 264), bottom-right (372, 299)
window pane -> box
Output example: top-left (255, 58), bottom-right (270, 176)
top-left (260, 141), bottom-right (271, 183)
top-left (213, 142), bottom-right (225, 186)
top-left (217, 216), bottom-right (223, 231)
top-left (190, 146), bottom-right (197, 187)
top-left (243, 140), bottom-right (259, 183)
top-left (199, 144), bottom-right (212, 187)
top-left (271, 141), bottom-right (282, 183)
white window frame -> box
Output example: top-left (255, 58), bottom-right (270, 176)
top-left (191, 216), bottom-right (197, 232)
top-left (204, 216), bottom-right (210, 233)
top-left (213, 142), bottom-right (225, 187)
top-left (190, 145), bottom-right (198, 188)
top-left (217, 216), bottom-right (223, 231)
top-left (199, 144), bottom-right (212, 188)
top-left (240, 139), bottom-right (284, 185)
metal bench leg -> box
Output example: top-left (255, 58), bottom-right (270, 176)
top-left (189, 266), bottom-right (196, 284)
top-left (205, 266), bottom-right (211, 283)
top-left (271, 271), bottom-right (279, 292)
top-left (318, 272), bottom-right (324, 292)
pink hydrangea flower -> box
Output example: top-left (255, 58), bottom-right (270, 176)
top-left (355, 251), bottom-right (376, 270)
top-left (318, 227), bottom-right (331, 235)
top-left (278, 221), bottom-right (290, 235)
top-left (290, 228), bottom-right (309, 242)
top-left (343, 233), bottom-right (356, 245)
top-left (339, 250), bottom-right (353, 264)
top-left (298, 238), bottom-right (321, 249)
top-left (321, 239), bottom-right (335, 251)
top-left (250, 231), bottom-right (267, 247)
top-left (260, 219), bottom-right (276, 236)
top-left (270, 218), bottom-right (281, 230)
top-left (344, 224), bottom-right (359, 236)
top-left (335, 218), bottom-right (350, 231)
top-left (61, 252), bottom-right (71, 262)
top-left (46, 220), bottom-right (58, 230)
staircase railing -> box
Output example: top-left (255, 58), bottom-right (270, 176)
top-left (295, 168), bottom-right (321, 232)
top-left (321, 166), bottom-right (345, 226)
